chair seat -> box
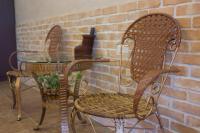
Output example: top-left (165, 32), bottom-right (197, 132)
top-left (7, 70), bottom-right (32, 77)
top-left (6, 70), bottom-right (53, 77)
top-left (74, 93), bottom-right (153, 119)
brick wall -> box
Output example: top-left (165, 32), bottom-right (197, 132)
top-left (16, 0), bottom-right (200, 132)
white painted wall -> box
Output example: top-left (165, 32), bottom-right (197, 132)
top-left (14, 0), bottom-right (134, 24)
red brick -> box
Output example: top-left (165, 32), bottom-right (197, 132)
top-left (186, 115), bottom-right (200, 127)
top-left (79, 27), bottom-right (89, 33)
top-left (174, 77), bottom-right (200, 90)
top-left (67, 13), bottom-right (80, 20)
top-left (90, 8), bottom-right (103, 17)
top-left (72, 34), bottom-right (82, 40)
top-left (191, 67), bottom-right (200, 78)
top-left (102, 6), bottom-right (117, 15)
top-left (81, 19), bottom-right (96, 26)
top-left (173, 100), bottom-right (200, 116)
top-left (94, 49), bottom-right (107, 57)
top-left (173, 65), bottom-right (189, 76)
top-left (188, 92), bottom-right (200, 104)
top-left (157, 128), bottom-right (174, 133)
top-left (96, 25), bottom-right (117, 32)
top-left (182, 30), bottom-right (200, 40)
top-left (147, 115), bottom-right (169, 128)
top-left (107, 50), bottom-right (118, 58)
top-left (176, 3), bottom-right (200, 16)
top-left (159, 106), bottom-right (184, 122)
top-left (96, 17), bottom-right (109, 24)
top-left (108, 14), bottom-right (127, 23)
top-left (176, 18), bottom-right (191, 28)
top-left (99, 41), bottom-right (116, 49)
top-left (117, 22), bottom-right (131, 31)
top-left (171, 122), bottom-right (199, 133)
top-left (107, 33), bottom-right (122, 40)
top-left (138, 120), bottom-right (155, 129)
top-left (118, 2), bottom-right (138, 12)
top-left (163, 0), bottom-right (192, 5)
top-left (77, 12), bottom-right (89, 19)
top-left (128, 10), bottom-right (148, 21)
top-left (138, 0), bottom-right (160, 9)
top-left (149, 7), bottom-right (174, 16)
top-left (158, 96), bottom-right (170, 106)
top-left (162, 87), bottom-right (187, 100)
top-left (193, 16), bottom-right (200, 28)
top-left (96, 33), bottom-right (108, 40)
top-left (175, 54), bottom-right (200, 65)
top-left (92, 65), bottom-right (109, 73)
top-left (190, 42), bottom-right (200, 52)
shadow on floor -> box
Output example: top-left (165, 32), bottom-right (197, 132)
top-left (0, 81), bottom-right (113, 133)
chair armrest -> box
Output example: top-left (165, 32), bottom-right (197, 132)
top-left (133, 66), bottom-right (179, 119)
top-left (9, 50), bottom-right (40, 71)
top-left (62, 58), bottom-right (115, 102)
top-left (64, 58), bottom-right (112, 79)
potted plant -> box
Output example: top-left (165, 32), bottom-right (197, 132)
top-left (37, 72), bottom-right (82, 100)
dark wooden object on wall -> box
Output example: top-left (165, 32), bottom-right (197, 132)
top-left (74, 28), bottom-right (95, 59)
top-left (0, 0), bottom-right (16, 81)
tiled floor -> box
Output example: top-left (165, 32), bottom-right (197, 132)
top-left (0, 81), bottom-right (113, 133)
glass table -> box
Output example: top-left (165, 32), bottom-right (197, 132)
top-left (9, 58), bottom-right (109, 133)
top-left (12, 59), bottom-right (71, 133)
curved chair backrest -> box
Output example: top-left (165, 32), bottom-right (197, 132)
top-left (121, 13), bottom-right (181, 83)
top-left (45, 25), bottom-right (62, 61)
top-left (8, 25), bottom-right (62, 71)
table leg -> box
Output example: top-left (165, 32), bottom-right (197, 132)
top-left (15, 77), bottom-right (22, 121)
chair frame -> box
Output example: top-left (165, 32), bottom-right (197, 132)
top-left (6, 25), bottom-right (62, 121)
top-left (63, 13), bottom-right (181, 133)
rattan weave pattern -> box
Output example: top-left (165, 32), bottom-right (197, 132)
top-left (121, 14), bottom-right (181, 83)
top-left (75, 93), bottom-right (153, 119)
top-left (6, 25), bottom-right (63, 123)
top-left (70, 13), bottom-right (181, 132)
top-left (45, 25), bottom-right (62, 61)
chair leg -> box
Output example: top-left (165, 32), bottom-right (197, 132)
top-left (114, 119), bottom-right (125, 133)
top-left (15, 77), bottom-right (22, 121)
top-left (76, 111), bottom-right (87, 124)
top-left (10, 88), bottom-right (16, 109)
top-left (7, 75), bottom-right (17, 109)
top-left (34, 105), bottom-right (47, 130)
top-left (70, 108), bottom-right (77, 133)
top-left (155, 109), bottom-right (165, 133)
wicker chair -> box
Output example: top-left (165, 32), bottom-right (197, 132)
top-left (32, 27), bottom-right (96, 130)
top-left (6, 25), bottom-right (62, 121)
top-left (63, 13), bottom-right (181, 133)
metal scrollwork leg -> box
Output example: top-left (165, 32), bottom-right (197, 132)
top-left (15, 77), bottom-right (22, 121)
top-left (114, 119), bottom-right (125, 133)
top-left (155, 106), bottom-right (165, 133)
top-left (73, 75), bottom-right (87, 124)
top-left (76, 111), bottom-right (86, 124)
top-left (7, 75), bottom-right (17, 109)
top-left (34, 101), bottom-right (47, 130)
top-left (70, 108), bottom-right (77, 133)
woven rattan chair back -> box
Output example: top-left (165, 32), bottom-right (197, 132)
top-left (45, 25), bottom-right (62, 61)
top-left (121, 13), bottom-right (181, 83)
top-left (68, 14), bottom-right (181, 133)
